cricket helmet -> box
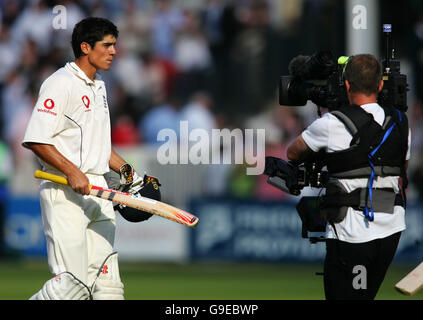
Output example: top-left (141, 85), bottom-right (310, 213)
top-left (115, 176), bottom-right (161, 222)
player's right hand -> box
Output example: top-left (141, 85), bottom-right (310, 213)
top-left (67, 170), bottom-right (90, 195)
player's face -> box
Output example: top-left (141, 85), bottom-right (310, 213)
top-left (87, 34), bottom-right (117, 71)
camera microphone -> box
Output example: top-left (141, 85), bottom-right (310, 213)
top-left (289, 51), bottom-right (335, 80)
top-left (288, 55), bottom-right (310, 79)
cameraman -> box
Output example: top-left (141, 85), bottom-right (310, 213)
top-left (286, 54), bottom-right (410, 300)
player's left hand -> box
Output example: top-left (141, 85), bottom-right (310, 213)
top-left (118, 163), bottom-right (143, 193)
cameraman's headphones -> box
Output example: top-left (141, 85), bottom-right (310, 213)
top-left (338, 55), bottom-right (351, 76)
top-left (339, 55), bottom-right (354, 91)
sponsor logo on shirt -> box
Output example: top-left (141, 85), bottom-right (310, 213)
top-left (44, 98), bottom-right (55, 109)
top-left (82, 95), bottom-right (91, 112)
top-left (37, 98), bottom-right (57, 116)
top-left (102, 265), bottom-right (108, 275)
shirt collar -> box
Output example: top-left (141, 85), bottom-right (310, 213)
top-left (66, 62), bottom-right (102, 85)
top-left (360, 103), bottom-right (380, 109)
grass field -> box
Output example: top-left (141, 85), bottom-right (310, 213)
top-left (0, 259), bottom-right (422, 300)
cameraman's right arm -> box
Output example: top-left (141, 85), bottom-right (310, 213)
top-left (287, 136), bottom-right (312, 162)
top-left (287, 116), bottom-right (330, 161)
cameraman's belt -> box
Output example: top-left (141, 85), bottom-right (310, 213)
top-left (329, 166), bottom-right (401, 179)
top-left (322, 188), bottom-right (404, 214)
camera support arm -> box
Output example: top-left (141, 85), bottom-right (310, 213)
top-left (264, 156), bottom-right (303, 196)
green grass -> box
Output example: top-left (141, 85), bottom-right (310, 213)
top-left (0, 259), bottom-right (421, 300)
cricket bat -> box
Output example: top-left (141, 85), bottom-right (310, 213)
top-left (34, 170), bottom-right (199, 228)
top-left (395, 262), bottom-right (423, 296)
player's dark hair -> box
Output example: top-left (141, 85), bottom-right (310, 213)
top-left (71, 17), bottom-right (118, 58)
top-left (344, 54), bottom-right (382, 96)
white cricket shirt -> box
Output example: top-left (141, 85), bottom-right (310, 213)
top-left (302, 103), bottom-right (410, 243)
top-left (23, 62), bottom-right (112, 175)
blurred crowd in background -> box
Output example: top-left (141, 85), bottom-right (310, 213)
top-left (1, 0), bottom-right (423, 203)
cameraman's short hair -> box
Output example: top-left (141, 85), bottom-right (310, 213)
top-left (71, 17), bottom-right (118, 59)
top-left (344, 54), bottom-right (382, 96)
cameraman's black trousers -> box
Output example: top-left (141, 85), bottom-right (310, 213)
top-left (323, 232), bottom-right (401, 300)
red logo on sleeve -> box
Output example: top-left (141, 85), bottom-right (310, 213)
top-left (82, 95), bottom-right (90, 108)
top-left (43, 99), bottom-right (55, 109)
top-left (38, 98), bottom-right (57, 116)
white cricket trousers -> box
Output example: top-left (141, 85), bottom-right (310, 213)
top-left (39, 173), bottom-right (116, 287)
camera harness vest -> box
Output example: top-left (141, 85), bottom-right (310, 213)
top-left (322, 104), bottom-right (408, 222)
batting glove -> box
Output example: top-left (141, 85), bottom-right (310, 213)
top-left (118, 163), bottom-right (144, 193)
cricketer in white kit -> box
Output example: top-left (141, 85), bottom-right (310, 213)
top-left (22, 17), bottom-right (144, 300)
